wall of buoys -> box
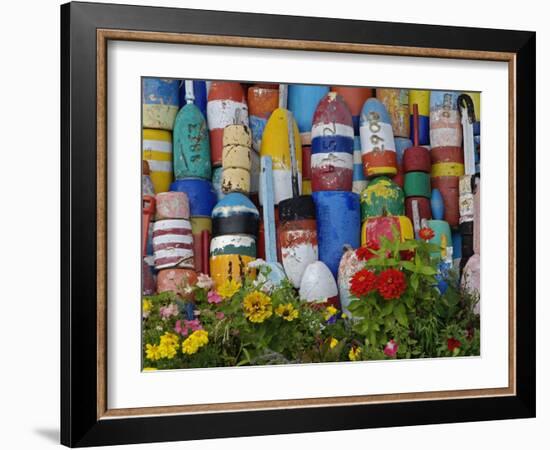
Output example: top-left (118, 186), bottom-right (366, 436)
top-left (141, 79), bottom-right (480, 308)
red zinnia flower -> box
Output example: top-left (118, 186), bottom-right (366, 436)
top-left (356, 240), bottom-right (379, 261)
top-left (419, 227), bottom-right (435, 241)
top-left (349, 269), bottom-right (378, 297)
top-left (447, 337), bottom-right (461, 352)
top-left (377, 268), bottom-right (407, 300)
top-left (400, 249), bottom-right (415, 261)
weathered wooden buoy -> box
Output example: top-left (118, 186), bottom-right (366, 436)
top-left (311, 92), bottom-right (354, 192)
top-left (210, 192), bottom-right (259, 286)
top-left (179, 80), bottom-right (207, 119)
top-left (156, 268), bottom-right (198, 298)
top-left (142, 129), bottom-right (173, 193)
top-left (207, 82), bottom-right (249, 167)
top-left (403, 105), bottom-right (431, 173)
top-left (395, 137), bottom-right (412, 167)
top-left (431, 176), bottom-right (459, 227)
top-left (426, 219), bottom-right (453, 258)
top-left (360, 176), bottom-right (404, 220)
top-left (142, 161), bottom-right (155, 197)
top-left (377, 88), bottom-right (410, 138)
top-left (288, 85), bottom-right (330, 145)
top-left (431, 146), bottom-right (465, 177)
top-left (248, 85), bottom-right (279, 152)
top-left (260, 108), bottom-right (302, 205)
top-left (170, 178), bottom-right (217, 218)
top-left (212, 167), bottom-right (225, 201)
top-left (331, 86), bottom-right (373, 134)
top-left (299, 261), bottom-right (339, 308)
top-left (313, 191), bottom-right (360, 277)
top-left (409, 90), bottom-right (430, 145)
top-left (142, 78), bottom-right (179, 130)
top-left (338, 245), bottom-right (364, 317)
top-left (360, 98), bottom-right (397, 177)
top-left (152, 219), bottom-right (194, 269)
top-left (361, 216), bottom-right (414, 246)
top-left (404, 171), bottom-right (431, 198)
top-left (155, 191), bottom-right (190, 221)
top-left (278, 196), bottom-right (318, 288)
top-left (173, 84), bottom-right (211, 180)
top-left (352, 136), bottom-right (368, 194)
top-left (222, 124), bottom-right (252, 194)
top-left (430, 188), bottom-right (445, 220)
top-left (430, 91), bottom-right (462, 148)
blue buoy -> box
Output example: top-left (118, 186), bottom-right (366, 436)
top-left (431, 188), bottom-right (445, 220)
top-left (288, 85), bottom-right (330, 136)
top-left (179, 80), bottom-right (207, 118)
top-left (170, 178), bottom-right (217, 217)
top-left (312, 191), bottom-right (360, 278)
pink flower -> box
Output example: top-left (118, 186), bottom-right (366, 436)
top-left (174, 319), bottom-right (203, 336)
top-left (215, 311), bottom-right (225, 320)
top-left (159, 303), bottom-right (179, 319)
top-left (196, 273), bottom-right (214, 290)
top-left (207, 290), bottom-right (223, 304)
top-left (383, 339), bottom-right (398, 358)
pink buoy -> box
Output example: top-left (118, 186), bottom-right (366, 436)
top-left (155, 191), bottom-right (190, 220)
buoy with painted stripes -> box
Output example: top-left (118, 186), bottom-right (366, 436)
top-left (311, 92), bottom-right (354, 192)
top-left (152, 218), bottom-right (194, 270)
top-left (142, 78), bottom-right (179, 130)
top-left (173, 81), bottom-right (211, 180)
top-left (360, 99), bottom-right (397, 177)
top-left (331, 86), bottom-right (373, 134)
top-left (222, 124), bottom-right (252, 194)
top-left (352, 136), bottom-right (368, 194)
top-left (430, 91), bottom-right (462, 148)
top-left (210, 193), bottom-right (259, 286)
top-left (377, 88), bottom-right (410, 138)
top-left (431, 146), bottom-right (465, 177)
top-left (260, 108), bottom-right (302, 205)
top-left (409, 90), bottom-right (430, 145)
top-left (278, 196), bottom-right (318, 288)
top-left (361, 215), bottom-right (413, 246)
top-left (143, 129), bottom-right (173, 193)
top-left (299, 261), bottom-right (339, 308)
top-left (360, 176), bottom-right (404, 220)
top-left (313, 191), bottom-right (360, 278)
top-left (288, 85), bottom-right (330, 145)
top-left (248, 85), bottom-right (279, 152)
top-left (207, 82), bottom-right (249, 167)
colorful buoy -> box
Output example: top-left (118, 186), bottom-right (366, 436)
top-left (288, 85), bottom-right (330, 145)
top-left (143, 129), bottom-right (173, 194)
top-left (260, 108), bottom-right (302, 205)
top-left (212, 166), bottom-right (225, 201)
top-left (395, 137), bottom-right (412, 167)
top-left (377, 88), bottom-right (410, 138)
top-left (409, 90), bottom-right (430, 145)
top-left (431, 146), bottom-right (465, 177)
top-left (211, 192), bottom-right (259, 238)
top-left (179, 80), bottom-right (207, 118)
top-left (361, 215), bottom-right (414, 246)
top-left (360, 99), bottom-right (397, 177)
top-left (155, 192), bottom-right (190, 221)
top-left (360, 176), bottom-right (405, 220)
top-left (222, 124), bottom-right (252, 194)
top-left (430, 188), bottom-right (445, 220)
top-left (299, 261), bottom-right (339, 308)
top-left (431, 176), bottom-right (459, 227)
top-left (142, 78), bottom-right (179, 130)
top-left (207, 82), bottom-right (248, 167)
top-left (426, 219), bottom-right (453, 258)
top-left (248, 85), bottom-right (279, 152)
top-left (352, 136), bottom-right (368, 194)
top-left (173, 101), bottom-right (211, 180)
top-left (311, 92), bottom-right (354, 192)
top-left (278, 196), bottom-right (318, 288)
top-left (313, 191), bottom-right (361, 277)
top-left (170, 178), bottom-right (217, 218)
top-left (404, 171), bottom-right (431, 198)
top-left (152, 219), bottom-right (194, 269)
top-left (430, 91), bottom-right (462, 148)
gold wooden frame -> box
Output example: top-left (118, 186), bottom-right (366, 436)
top-left (96, 29), bottom-right (516, 420)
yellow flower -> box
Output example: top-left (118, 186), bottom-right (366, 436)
top-left (143, 367), bottom-right (157, 371)
top-left (243, 291), bottom-right (273, 323)
top-left (349, 346), bottom-right (362, 361)
top-left (145, 343), bottom-right (162, 361)
top-left (182, 330), bottom-right (209, 355)
top-left (158, 342), bottom-right (178, 359)
top-left (341, 313), bottom-right (348, 319)
top-left (142, 299), bottom-right (152, 312)
top-left (217, 279), bottom-right (242, 299)
top-left (160, 332), bottom-right (180, 346)
top-left (324, 305), bottom-right (338, 321)
top-left (329, 337), bottom-right (339, 349)
top-left (275, 303), bottom-right (299, 322)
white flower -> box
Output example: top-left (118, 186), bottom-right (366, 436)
top-left (196, 273), bottom-right (213, 290)
top-left (247, 258), bottom-right (266, 269)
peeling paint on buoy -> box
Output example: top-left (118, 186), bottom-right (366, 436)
top-left (299, 261), bottom-right (339, 308)
top-left (430, 91), bottom-right (462, 148)
top-left (143, 129), bottom-right (173, 194)
top-left (152, 219), bottom-right (194, 269)
top-left (338, 246), bottom-right (364, 317)
top-left (377, 88), bottom-right (410, 138)
top-left (142, 78), bottom-right (179, 130)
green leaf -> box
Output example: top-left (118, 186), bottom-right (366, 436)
top-left (399, 261), bottom-right (416, 271)
top-left (394, 303), bottom-right (409, 327)
top-left (419, 266), bottom-right (437, 275)
top-left (381, 301), bottom-right (394, 317)
top-left (410, 273), bottom-right (419, 291)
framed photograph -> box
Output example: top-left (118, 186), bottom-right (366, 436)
top-left (61, 1), bottom-right (535, 447)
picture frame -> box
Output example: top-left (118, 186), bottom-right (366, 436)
top-left (60, 1), bottom-right (535, 447)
